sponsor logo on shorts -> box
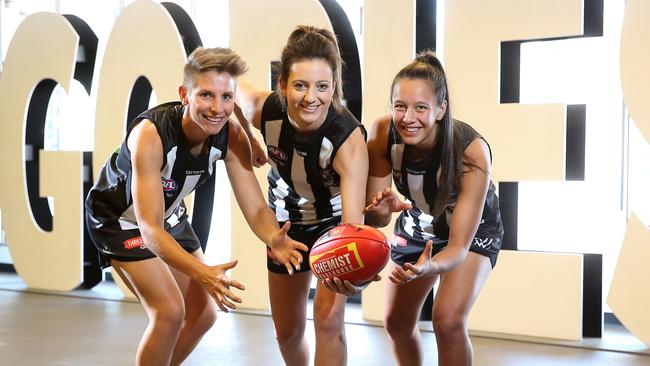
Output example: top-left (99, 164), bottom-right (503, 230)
top-left (268, 146), bottom-right (288, 164)
top-left (309, 242), bottom-right (365, 279)
top-left (392, 235), bottom-right (407, 247)
top-left (124, 236), bottom-right (146, 249)
top-left (161, 178), bottom-right (178, 192)
top-left (473, 237), bottom-right (493, 249)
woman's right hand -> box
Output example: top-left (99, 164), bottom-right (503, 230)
top-left (364, 187), bottom-right (412, 218)
top-left (322, 275), bottom-right (382, 296)
top-left (268, 221), bottom-right (309, 275)
top-left (389, 241), bottom-right (440, 285)
top-left (197, 260), bottom-right (246, 312)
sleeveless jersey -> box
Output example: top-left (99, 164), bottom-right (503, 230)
top-left (389, 119), bottom-right (503, 247)
top-left (85, 101), bottom-right (228, 232)
top-left (261, 92), bottom-right (364, 225)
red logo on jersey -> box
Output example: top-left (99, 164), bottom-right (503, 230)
top-left (161, 178), bottom-right (178, 192)
top-left (124, 236), bottom-right (146, 249)
top-left (268, 145), bottom-right (288, 163)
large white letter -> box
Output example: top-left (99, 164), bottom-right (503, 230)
top-left (444, 0), bottom-right (583, 181)
top-left (444, 0), bottom-right (594, 341)
top-left (0, 13), bottom-right (83, 290)
top-left (92, 0), bottom-right (188, 296)
top-left (93, 0), bottom-right (187, 177)
top-left (609, 0), bottom-right (650, 346)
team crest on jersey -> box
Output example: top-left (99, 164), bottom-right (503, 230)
top-left (320, 166), bottom-right (337, 187)
top-left (161, 177), bottom-right (178, 195)
top-left (268, 145), bottom-right (288, 165)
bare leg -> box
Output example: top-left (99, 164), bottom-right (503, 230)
top-left (432, 252), bottom-right (492, 366)
top-left (168, 249), bottom-right (218, 366)
top-left (112, 257), bottom-right (185, 366)
top-left (383, 260), bottom-right (438, 366)
top-left (268, 271), bottom-right (312, 366)
top-left (313, 281), bottom-right (349, 366)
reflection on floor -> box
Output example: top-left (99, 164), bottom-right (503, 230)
top-left (0, 273), bottom-right (648, 365)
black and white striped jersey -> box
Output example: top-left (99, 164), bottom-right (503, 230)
top-left (85, 102), bottom-right (228, 232)
top-left (260, 92), bottom-right (364, 225)
top-left (389, 119), bottom-right (503, 245)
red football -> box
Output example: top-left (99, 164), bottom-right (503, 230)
top-left (309, 223), bottom-right (390, 285)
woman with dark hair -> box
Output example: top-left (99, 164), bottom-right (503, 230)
top-left (236, 26), bottom-right (369, 366)
top-left (364, 51), bottom-right (504, 366)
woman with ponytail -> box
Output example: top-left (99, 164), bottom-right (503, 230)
top-left (364, 51), bottom-right (504, 366)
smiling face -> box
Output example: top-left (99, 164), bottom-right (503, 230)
top-left (179, 70), bottom-right (236, 137)
top-left (280, 58), bottom-right (335, 134)
top-left (391, 78), bottom-right (447, 153)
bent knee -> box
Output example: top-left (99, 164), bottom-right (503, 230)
top-left (314, 313), bottom-right (345, 338)
top-left (275, 326), bottom-right (305, 349)
top-left (384, 312), bottom-right (418, 338)
top-left (191, 305), bottom-right (218, 334)
top-left (432, 311), bottom-right (466, 339)
top-left (151, 303), bottom-right (186, 332)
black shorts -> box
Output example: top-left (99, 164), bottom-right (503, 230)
top-left (390, 229), bottom-right (501, 268)
top-left (87, 217), bottom-right (201, 269)
top-left (267, 216), bottom-right (341, 274)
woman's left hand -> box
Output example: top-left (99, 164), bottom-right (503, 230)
top-left (389, 240), bottom-right (440, 285)
top-left (322, 275), bottom-right (381, 296)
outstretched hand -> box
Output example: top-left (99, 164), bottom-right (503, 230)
top-left (321, 275), bottom-right (382, 296)
top-left (389, 240), bottom-right (440, 285)
top-left (199, 260), bottom-right (246, 312)
top-left (268, 221), bottom-right (309, 275)
top-left (364, 187), bottom-right (412, 218)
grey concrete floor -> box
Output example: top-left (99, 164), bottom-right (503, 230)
top-left (0, 275), bottom-right (649, 365)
